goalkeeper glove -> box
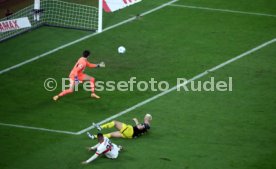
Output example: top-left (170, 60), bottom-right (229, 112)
top-left (98, 62), bottom-right (105, 68)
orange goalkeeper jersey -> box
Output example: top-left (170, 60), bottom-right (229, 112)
top-left (69, 57), bottom-right (97, 77)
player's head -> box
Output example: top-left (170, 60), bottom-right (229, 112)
top-left (144, 114), bottom-right (152, 124)
top-left (83, 50), bottom-right (90, 58)
top-left (97, 133), bottom-right (104, 143)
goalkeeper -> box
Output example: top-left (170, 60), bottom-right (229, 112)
top-left (87, 114), bottom-right (152, 139)
top-left (53, 50), bottom-right (105, 101)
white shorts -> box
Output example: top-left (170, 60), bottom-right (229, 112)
top-left (104, 143), bottom-right (120, 159)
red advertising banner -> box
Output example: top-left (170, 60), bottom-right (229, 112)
top-left (103, 0), bottom-right (142, 12)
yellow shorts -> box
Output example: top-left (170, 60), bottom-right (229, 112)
top-left (120, 123), bottom-right (134, 139)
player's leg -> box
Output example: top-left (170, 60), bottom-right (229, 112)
top-left (120, 125), bottom-right (134, 138)
top-left (100, 120), bottom-right (124, 130)
top-left (105, 143), bottom-right (121, 159)
top-left (112, 122), bottom-right (134, 138)
top-left (109, 131), bottom-right (124, 138)
top-left (82, 74), bottom-right (100, 99)
top-left (88, 121), bottom-right (126, 139)
top-left (53, 78), bottom-right (75, 101)
top-left (100, 121), bottom-right (115, 129)
top-left (88, 121), bottom-right (120, 139)
top-left (112, 143), bottom-right (123, 152)
top-left (91, 131), bottom-right (124, 139)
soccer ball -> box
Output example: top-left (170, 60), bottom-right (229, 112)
top-left (118, 46), bottom-right (126, 54)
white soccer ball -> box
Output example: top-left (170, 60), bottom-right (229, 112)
top-left (118, 46), bottom-right (126, 54)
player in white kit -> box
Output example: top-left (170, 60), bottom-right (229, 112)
top-left (34, 0), bottom-right (41, 21)
top-left (82, 133), bottom-right (122, 164)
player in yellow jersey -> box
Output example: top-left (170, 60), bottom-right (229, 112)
top-left (53, 50), bottom-right (105, 101)
top-left (87, 114), bottom-right (152, 139)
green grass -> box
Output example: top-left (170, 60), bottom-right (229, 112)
top-left (0, 27), bottom-right (90, 70)
top-left (0, 0), bottom-right (276, 169)
top-left (177, 0), bottom-right (276, 14)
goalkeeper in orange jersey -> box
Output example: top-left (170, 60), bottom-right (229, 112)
top-left (53, 50), bottom-right (105, 101)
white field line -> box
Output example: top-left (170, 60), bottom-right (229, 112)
top-left (0, 122), bottom-right (78, 135)
top-left (0, 0), bottom-right (178, 75)
top-left (169, 4), bottom-right (276, 18)
top-left (76, 38), bottom-right (276, 135)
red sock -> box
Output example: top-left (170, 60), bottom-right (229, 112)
top-left (58, 88), bottom-right (73, 97)
top-left (90, 78), bottom-right (95, 93)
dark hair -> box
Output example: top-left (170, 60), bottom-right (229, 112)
top-left (83, 50), bottom-right (90, 58)
top-left (97, 133), bottom-right (103, 138)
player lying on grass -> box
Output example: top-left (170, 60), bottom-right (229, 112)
top-left (53, 50), bottom-right (105, 101)
top-left (82, 133), bottom-right (122, 164)
top-left (87, 114), bottom-right (152, 139)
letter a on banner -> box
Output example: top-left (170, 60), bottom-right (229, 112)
top-left (103, 0), bottom-right (142, 12)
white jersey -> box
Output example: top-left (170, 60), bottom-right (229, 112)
top-left (96, 137), bottom-right (120, 159)
top-left (34, 0), bottom-right (40, 9)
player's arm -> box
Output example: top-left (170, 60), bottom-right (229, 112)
top-left (86, 61), bottom-right (105, 68)
top-left (82, 153), bottom-right (99, 164)
top-left (133, 118), bottom-right (139, 125)
top-left (86, 61), bottom-right (97, 68)
top-left (88, 143), bottom-right (100, 151)
top-left (82, 146), bottom-right (104, 164)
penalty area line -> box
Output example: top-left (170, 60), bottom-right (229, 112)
top-left (0, 122), bottom-right (78, 135)
top-left (77, 38), bottom-right (276, 135)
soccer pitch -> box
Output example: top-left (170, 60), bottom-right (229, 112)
top-left (0, 0), bottom-right (276, 169)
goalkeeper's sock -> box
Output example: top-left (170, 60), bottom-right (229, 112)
top-left (93, 123), bottom-right (102, 131)
top-left (87, 132), bottom-right (95, 139)
top-left (58, 88), bottom-right (73, 97)
top-left (101, 121), bottom-right (115, 129)
top-left (90, 78), bottom-right (95, 93)
top-left (93, 133), bottom-right (111, 139)
top-left (104, 134), bottom-right (111, 138)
